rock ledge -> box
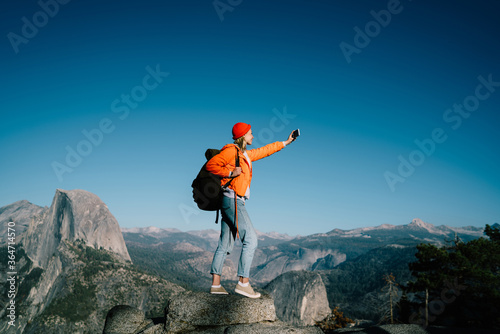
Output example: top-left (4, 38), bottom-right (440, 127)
top-left (103, 291), bottom-right (323, 334)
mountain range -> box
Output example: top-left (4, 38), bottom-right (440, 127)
top-left (0, 189), bottom-right (491, 332)
top-left (121, 217), bottom-right (484, 287)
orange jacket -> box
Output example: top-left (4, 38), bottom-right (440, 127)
top-left (205, 141), bottom-right (285, 197)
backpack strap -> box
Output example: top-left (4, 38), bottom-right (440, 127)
top-left (233, 146), bottom-right (240, 239)
top-left (222, 145), bottom-right (240, 189)
top-left (217, 146), bottom-right (241, 234)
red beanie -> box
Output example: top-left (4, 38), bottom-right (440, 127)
top-left (232, 122), bottom-right (251, 140)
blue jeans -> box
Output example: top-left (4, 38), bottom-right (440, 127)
top-left (210, 196), bottom-right (258, 278)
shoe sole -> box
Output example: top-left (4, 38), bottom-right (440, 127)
top-left (235, 288), bottom-right (261, 299)
top-left (210, 291), bottom-right (229, 295)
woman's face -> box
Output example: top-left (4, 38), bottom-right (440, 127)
top-left (243, 129), bottom-right (254, 146)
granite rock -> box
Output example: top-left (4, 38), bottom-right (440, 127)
top-left (165, 290), bottom-right (276, 332)
top-left (103, 305), bottom-right (146, 334)
top-left (265, 270), bottom-right (331, 326)
top-left (22, 189), bottom-right (131, 269)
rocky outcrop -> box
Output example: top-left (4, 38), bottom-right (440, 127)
top-left (103, 305), bottom-right (151, 334)
top-left (103, 291), bottom-right (323, 334)
top-left (265, 270), bottom-right (331, 326)
top-left (165, 291), bottom-right (276, 332)
top-left (0, 200), bottom-right (46, 244)
top-left (22, 189), bottom-right (131, 268)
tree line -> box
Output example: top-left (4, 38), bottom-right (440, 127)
top-left (398, 224), bottom-right (500, 329)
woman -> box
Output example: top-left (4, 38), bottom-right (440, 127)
top-left (205, 122), bottom-right (296, 298)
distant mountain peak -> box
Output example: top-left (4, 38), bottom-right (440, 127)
top-left (378, 224), bottom-right (396, 229)
top-left (0, 199), bottom-right (46, 244)
top-left (410, 218), bottom-right (427, 227)
top-left (255, 230), bottom-right (294, 240)
top-left (0, 199), bottom-right (40, 213)
top-left (409, 218), bottom-right (435, 231)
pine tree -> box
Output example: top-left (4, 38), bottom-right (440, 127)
top-left (404, 224), bottom-right (500, 328)
top-left (485, 223), bottom-right (500, 242)
top-left (380, 273), bottom-right (399, 324)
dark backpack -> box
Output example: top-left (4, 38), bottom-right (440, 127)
top-left (191, 146), bottom-right (239, 215)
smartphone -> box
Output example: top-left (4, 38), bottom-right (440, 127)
top-left (292, 129), bottom-right (300, 138)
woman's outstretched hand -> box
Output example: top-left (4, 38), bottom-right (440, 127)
top-left (285, 130), bottom-right (297, 146)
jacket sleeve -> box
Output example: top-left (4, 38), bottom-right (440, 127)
top-left (247, 141), bottom-right (285, 162)
top-left (205, 146), bottom-right (237, 177)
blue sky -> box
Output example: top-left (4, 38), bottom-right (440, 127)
top-left (1, 0), bottom-right (499, 236)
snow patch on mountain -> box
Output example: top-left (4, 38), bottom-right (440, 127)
top-left (122, 226), bottom-right (181, 235)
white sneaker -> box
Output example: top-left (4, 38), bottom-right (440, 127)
top-left (210, 285), bottom-right (229, 295)
top-left (235, 283), bottom-right (261, 298)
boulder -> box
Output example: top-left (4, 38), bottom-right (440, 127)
top-left (164, 291), bottom-right (276, 332)
top-left (265, 270), bottom-right (331, 326)
top-left (102, 305), bottom-right (147, 334)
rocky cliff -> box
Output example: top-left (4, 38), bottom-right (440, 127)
top-left (0, 189), bottom-right (182, 334)
top-left (22, 189), bottom-right (131, 268)
top-left (20, 242), bottom-right (183, 334)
